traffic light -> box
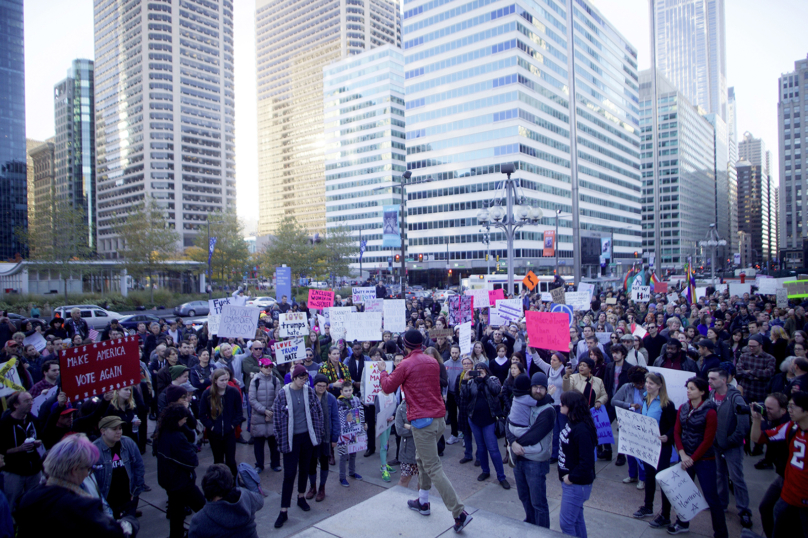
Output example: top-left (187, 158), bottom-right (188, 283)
top-left (395, 254), bottom-right (400, 262)
top-left (418, 253), bottom-right (423, 262)
top-left (496, 255), bottom-right (500, 262)
top-left (448, 269), bottom-right (453, 276)
top-left (634, 251), bottom-right (638, 258)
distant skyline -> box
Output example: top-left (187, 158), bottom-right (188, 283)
top-left (22, 0), bottom-right (808, 231)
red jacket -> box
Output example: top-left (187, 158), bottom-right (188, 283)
top-left (380, 349), bottom-right (445, 421)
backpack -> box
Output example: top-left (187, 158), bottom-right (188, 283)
top-left (237, 462), bottom-right (268, 497)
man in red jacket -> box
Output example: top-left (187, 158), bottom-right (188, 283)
top-left (379, 330), bottom-right (472, 533)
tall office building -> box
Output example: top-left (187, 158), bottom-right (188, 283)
top-left (736, 158), bottom-right (770, 267)
top-left (727, 86), bottom-right (738, 252)
top-left (653, 0), bottom-right (727, 121)
top-left (402, 0), bottom-right (642, 283)
top-left (323, 45), bottom-right (406, 272)
top-left (738, 131), bottom-right (776, 264)
top-left (255, 0), bottom-right (401, 237)
top-left (94, 0), bottom-right (236, 258)
top-left (26, 140), bottom-right (43, 224)
top-left (0, 0), bottom-right (27, 260)
top-left (54, 60), bottom-right (96, 249)
top-left (640, 71), bottom-right (715, 269)
top-left (778, 56), bottom-right (807, 261)
top-left (28, 139), bottom-right (56, 237)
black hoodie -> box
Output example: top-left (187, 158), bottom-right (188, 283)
top-left (188, 488), bottom-right (264, 538)
top-left (558, 420), bottom-right (598, 485)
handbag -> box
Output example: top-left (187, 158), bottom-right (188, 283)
top-left (494, 415), bottom-right (507, 439)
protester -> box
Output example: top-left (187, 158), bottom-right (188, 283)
top-left (557, 391), bottom-right (597, 538)
top-left (336, 382), bottom-right (365, 487)
top-left (93, 416), bottom-right (145, 519)
top-left (750, 392), bottom-right (790, 538)
top-left (0, 391), bottom-right (43, 512)
top-left (199, 369), bottom-right (244, 477)
top-left (307, 374), bottom-right (339, 501)
top-left (248, 358), bottom-right (282, 473)
top-left (188, 464), bottom-right (264, 538)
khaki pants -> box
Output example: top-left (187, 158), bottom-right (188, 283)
top-left (412, 417), bottom-right (464, 518)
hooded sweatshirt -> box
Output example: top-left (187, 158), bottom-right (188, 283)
top-left (508, 394), bottom-right (538, 436)
top-left (188, 488), bottom-right (264, 538)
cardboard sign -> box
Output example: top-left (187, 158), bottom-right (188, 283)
top-left (458, 322), bottom-right (472, 355)
top-left (429, 329), bottom-right (454, 339)
top-left (338, 399), bottom-right (368, 454)
top-left (591, 405), bottom-right (614, 445)
top-left (364, 299), bottom-right (384, 313)
top-left (550, 287), bottom-right (565, 304)
top-left (351, 287), bottom-right (376, 304)
top-left (495, 298), bottom-right (523, 323)
top-left (464, 289), bottom-right (490, 308)
top-left (59, 336), bottom-right (142, 402)
top-left (632, 286), bottom-right (651, 302)
top-left (345, 312), bottom-right (383, 342)
top-left (648, 366), bottom-right (693, 410)
top-left (605, 298), bottom-right (617, 305)
top-left (448, 295), bottom-right (474, 326)
top-left (218, 305), bottom-right (260, 339)
top-left (522, 271), bottom-right (539, 291)
top-left (383, 300), bottom-right (406, 332)
top-left (654, 281), bottom-right (668, 294)
top-left (757, 278), bottom-right (778, 295)
top-left (488, 288), bottom-right (505, 304)
top-left (0, 358), bottom-right (26, 398)
top-left (308, 289), bottom-right (334, 310)
top-left (776, 288), bottom-right (789, 309)
top-left (615, 407), bottom-right (661, 468)
top-left (23, 332), bottom-right (47, 352)
top-left (526, 311), bottom-right (570, 352)
top-left (656, 466), bottom-right (709, 522)
top-left (565, 291), bottom-right (591, 311)
top-left (360, 360), bottom-right (393, 405)
top-left (279, 312), bottom-right (308, 338)
top-left (274, 337), bottom-right (307, 364)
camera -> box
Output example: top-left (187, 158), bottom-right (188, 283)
top-left (735, 403), bottom-right (752, 416)
top-left (466, 370), bottom-right (479, 379)
top-left (752, 403), bottom-right (765, 415)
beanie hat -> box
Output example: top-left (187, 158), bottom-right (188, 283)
top-left (749, 334), bottom-right (765, 344)
top-left (513, 373), bottom-right (532, 397)
top-left (402, 329), bottom-right (424, 349)
top-left (258, 358), bottom-right (274, 367)
top-left (313, 373), bottom-right (329, 386)
top-left (530, 372), bottom-right (548, 389)
top-left (579, 357), bottom-right (595, 371)
top-left (292, 364), bottom-right (308, 379)
top-left (169, 365), bottom-right (189, 380)
top-left (166, 384), bottom-right (188, 404)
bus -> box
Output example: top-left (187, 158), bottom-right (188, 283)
top-left (466, 274), bottom-right (576, 296)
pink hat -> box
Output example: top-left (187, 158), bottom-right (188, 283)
top-left (258, 358), bottom-right (274, 367)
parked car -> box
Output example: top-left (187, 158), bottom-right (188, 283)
top-left (173, 301), bottom-right (209, 317)
top-left (245, 296), bottom-right (276, 309)
top-left (52, 305), bottom-right (123, 329)
top-left (5, 313), bottom-right (47, 332)
top-left (433, 290), bottom-right (457, 301)
top-left (117, 313), bottom-right (163, 331)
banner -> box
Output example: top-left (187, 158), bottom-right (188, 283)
top-left (600, 236), bottom-right (611, 266)
top-left (447, 295), bottom-right (474, 326)
top-left (307, 289), bottom-right (334, 310)
top-left (383, 300), bottom-right (406, 333)
top-left (543, 230), bottom-right (555, 257)
top-left (464, 289), bottom-right (490, 308)
top-left (647, 366), bottom-right (692, 410)
top-left (565, 291), bottom-right (591, 311)
top-left (275, 266), bottom-right (292, 300)
top-left (351, 287), bottom-right (376, 304)
top-left (360, 360), bottom-right (393, 405)
top-left (59, 336), bottom-right (142, 402)
top-left (382, 205), bottom-right (400, 248)
top-left (615, 407), bottom-right (661, 468)
top-left (733, 253), bottom-right (741, 265)
top-left (591, 405), bottom-right (614, 445)
top-left (279, 312), bottom-right (308, 338)
top-left (274, 337), bottom-right (307, 364)
top-left (345, 312), bottom-right (383, 342)
top-left (495, 298), bottom-right (523, 323)
top-left (338, 400), bottom-right (368, 454)
top-left (458, 322), bottom-right (472, 355)
top-left (218, 305), bottom-right (260, 339)
top-left (656, 466), bottom-right (709, 522)
top-left (525, 311), bottom-right (570, 352)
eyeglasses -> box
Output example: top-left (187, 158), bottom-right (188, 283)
top-left (253, 347), bottom-right (264, 351)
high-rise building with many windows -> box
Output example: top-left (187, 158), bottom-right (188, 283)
top-left (738, 132), bottom-right (776, 265)
top-left (0, 0), bottom-right (27, 260)
top-left (255, 0), bottom-right (401, 237)
top-left (778, 56), bottom-right (807, 263)
top-left (54, 59), bottom-right (96, 249)
top-left (94, 0), bottom-right (236, 258)
top-left (401, 0), bottom-right (642, 283)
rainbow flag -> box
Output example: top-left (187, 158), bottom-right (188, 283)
top-left (684, 264), bottom-right (697, 304)
top-left (623, 265), bottom-right (637, 291)
top-left (650, 272), bottom-right (661, 292)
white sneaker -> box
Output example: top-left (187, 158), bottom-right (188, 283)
top-left (623, 476), bottom-right (638, 484)
top-left (637, 481), bottom-right (645, 490)
top-left (446, 435), bottom-right (460, 445)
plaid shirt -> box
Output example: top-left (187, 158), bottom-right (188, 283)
top-left (736, 349), bottom-right (776, 403)
top-left (272, 384), bottom-right (324, 453)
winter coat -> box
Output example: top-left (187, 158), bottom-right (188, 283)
top-left (394, 400), bottom-right (416, 465)
top-left (188, 488), bottom-right (264, 538)
top-left (379, 349), bottom-right (446, 421)
top-left (460, 364), bottom-right (503, 424)
top-left (562, 373), bottom-right (608, 408)
top-left (709, 387), bottom-right (750, 451)
top-left (558, 421), bottom-right (597, 485)
top-left (272, 383), bottom-right (324, 453)
top-left (155, 428), bottom-right (199, 491)
top-left (199, 385), bottom-right (244, 437)
top-left (248, 372), bottom-right (281, 438)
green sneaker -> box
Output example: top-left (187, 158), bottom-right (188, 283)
top-left (381, 467), bottom-right (391, 482)
top-left (385, 464), bottom-right (397, 473)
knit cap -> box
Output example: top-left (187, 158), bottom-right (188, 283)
top-left (170, 365), bottom-right (189, 380)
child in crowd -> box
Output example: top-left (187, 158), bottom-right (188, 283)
top-left (394, 396), bottom-right (418, 488)
top-left (337, 384), bottom-right (365, 487)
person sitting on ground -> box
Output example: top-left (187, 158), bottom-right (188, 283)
top-left (188, 464), bottom-right (264, 538)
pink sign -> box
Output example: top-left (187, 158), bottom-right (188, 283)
top-left (488, 289), bottom-right (505, 304)
top-left (308, 289), bottom-right (334, 310)
top-left (525, 311), bottom-right (570, 352)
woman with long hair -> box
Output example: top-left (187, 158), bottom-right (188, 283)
top-left (105, 385), bottom-right (147, 453)
top-left (557, 391), bottom-right (597, 538)
top-left (199, 369), bottom-right (244, 477)
top-left (318, 346), bottom-right (352, 398)
top-left (729, 329), bottom-right (746, 363)
top-left (470, 341), bottom-right (488, 366)
top-left (455, 357), bottom-right (477, 464)
top-left (769, 325), bottom-right (790, 369)
top-left (588, 348), bottom-right (606, 380)
top-left (632, 335), bottom-right (649, 366)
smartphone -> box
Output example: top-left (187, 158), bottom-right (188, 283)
top-left (466, 370), bottom-right (479, 379)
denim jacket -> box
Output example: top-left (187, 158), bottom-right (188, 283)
top-left (92, 435), bottom-right (145, 499)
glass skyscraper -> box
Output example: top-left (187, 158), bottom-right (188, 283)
top-left (0, 0), bottom-right (27, 259)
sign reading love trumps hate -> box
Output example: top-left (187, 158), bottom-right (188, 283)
top-left (60, 336), bottom-right (142, 402)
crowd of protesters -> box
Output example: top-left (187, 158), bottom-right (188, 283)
top-left (0, 274), bottom-right (807, 537)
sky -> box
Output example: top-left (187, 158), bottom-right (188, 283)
top-left (22, 0), bottom-right (808, 232)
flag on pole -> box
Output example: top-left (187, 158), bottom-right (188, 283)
top-left (359, 240), bottom-right (367, 262)
top-left (623, 266), bottom-right (637, 291)
top-left (208, 237), bottom-right (217, 267)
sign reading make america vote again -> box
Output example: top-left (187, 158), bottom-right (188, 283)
top-left (60, 336), bottom-right (142, 402)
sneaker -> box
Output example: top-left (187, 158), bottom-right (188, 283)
top-left (385, 464), bottom-right (397, 473)
top-left (649, 515), bottom-right (671, 528)
top-left (623, 476), bottom-right (638, 484)
top-left (633, 506), bottom-right (654, 519)
top-left (740, 512), bottom-right (753, 529)
top-left (254, 465), bottom-right (264, 474)
top-left (666, 522), bottom-right (689, 534)
top-left (382, 467), bottom-right (391, 482)
top-left (458, 431), bottom-right (464, 439)
top-left (637, 481), bottom-right (645, 490)
top-left (446, 435), bottom-right (460, 445)
top-left (459, 457), bottom-right (473, 464)
top-left (408, 498), bottom-right (431, 516)
top-left (453, 511), bottom-right (473, 533)
top-left (340, 479), bottom-right (350, 487)
top-left (351, 473), bottom-right (363, 480)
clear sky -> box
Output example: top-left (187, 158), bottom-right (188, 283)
top-left (22, 0), bottom-right (808, 231)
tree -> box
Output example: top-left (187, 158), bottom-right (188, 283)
top-left (112, 199), bottom-right (181, 302)
top-left (17, 196), bottom-right (94, 299)
top-left (318, 225), bottom-right (358, 286)
top-left (261, 216), bottom-right (320, 281)
top-left (190, 211), bottom-right (251, 284)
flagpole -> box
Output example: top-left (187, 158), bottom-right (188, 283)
top-left (359, 229), bottom-right (363, 283)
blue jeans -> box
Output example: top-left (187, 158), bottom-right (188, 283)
top-left (627, 455), bottom-right (646, 481)
top-left (468, 419), bottom-right (506, 481)
top-left (513, 458), bottom-right (550, 527)
top-left (676, 459), bottom-right (728, 538)
top-left (552, 405), bottom-right (565, 460)
top-left (560, 482), bottom-right (592, 538)
top-left (716, 445), bottom-right (750, 514)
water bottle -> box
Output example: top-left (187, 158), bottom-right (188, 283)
top-left (132, 418), bottom-right (140, 434)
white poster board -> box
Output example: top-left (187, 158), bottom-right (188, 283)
top-left (757, 278), bottom-right (778, 295)
top-left (595, 332), bottom-right (611, 346)
top-left (325, 307), bottom-right (353, 339)
top-left (364, 299), bottom-right (384, 313)
top-left (464, 289), bottom-right (491, 308)
top-left (279, 312), bottom-right (308, 338)
top-left (565, 291), bottom-right (591, 311)
top-left (458, 322), bottom-right (472, 355)
top-left (666, 293), bottom-right (679, 304)
top-left (577, 282), bottom-right (594, 302)
top-left (360, 360), bottom-right (393, 405)
top-left (540, 292), bottom-right (553, 302)
top-left (217, 305), bottom-right (260, 339)
top-left (274, 337), bottom-right (307, 364)
top-left (0, 359), bottom-right (25, 398)
top-left (351, 287), bottom-right (376, 304)
top-left (23, 332), bottom-right (47, 352)
top-left (656, 466), bottom-right (709, 522)
top-left (375, 394), bottom-right (397, 438)
top-left (714, 283), bottom-right (728, 293)
top-left (776, 288), bottom-right (789, 309)
top-left (729, 282), bottom-right (752, 297)
top-left (648, 366), bottom-right (693, 410)
top-left (695, 287), bottom-right (707, 300)
top-left (345, 312), bottom-right (383, 342)
top-left (632, 286), bottom-right (651, 302)
top-left (495, 298), bottom-right (523, 322)
top-left (615, 407), bottom-right (661, 468)
top-left (207, 296), bottom-right (246, 335)
top-left (383, 300), bottom-right (406, 333)
top-left (632, 326), bottom-right (647, 339)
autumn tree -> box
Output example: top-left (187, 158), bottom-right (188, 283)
top-left (190, 211), bottom-right (251, 284)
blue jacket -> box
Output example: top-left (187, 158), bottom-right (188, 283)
top-left (324, 392), bottom-right (340, 444)
top-left (92, 435), bottom-right (145, 500)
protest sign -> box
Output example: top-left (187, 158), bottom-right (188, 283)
top-left (565, 291), bottom-right (591, 311)
top-left (578, 282), bottom-right (594, 301)
top-left (351, 287), bottom-right (376, 304)
top-left (550, 303), bottom-right (573, 326)
top-left (776, 288), bottom-right (789, 309)
top-left (360, 360), bottom-right (393, 405)
top-left (757, 278), bottom-right (777, 295)
top-left (656, 466), bottom-right (709, 522)
top-left (667, 293), bottom-right (679, 304)
top-left (448, 295), bottom-right (474, 326)
top-left (375, 393), bottom-right (397, 438)
top-left (655, 281), bottom-right (668, 294)
top-left (714, 283), bottom-right (728, 293)
top-left (207, 296), bottom-right (246, 335)
top-left (0, 358), bottom-right (26, 398)
top-left (605, 297), bottom-right (617, 305)
top-left (429, 329), bottom-right (454, 339)
top-left (324, 307), bottom-right (352, 339)
top-left (383, 300), bottom-right (406, 333)
top-left (525, 311), bottom-right (570, 352)
top-left (59, 336), bottom-right (141, 402)
top-left (541, 292), bottom-right (553, 302)
top-left (488, 308), bottom-right (507, 326)
top-left (274, 337), bottom-right (307, 364)
top-left (591, 405), bottom-right (614, 445)
top-left (522, 271), bottom-right (539, 291)
top-left (364, 299), bottom-right (384, 313)
top-left (23, 332), bottom-right (47, 352)
top-left (279, 312), bottom-right (308, 338)
top-left (218, 305), bottom-right (260, 339)
top-left (550, 287), bottom-right (565, 304)
top-left (615, 407), bottom-right (661, 468)
top-left (495, 298), bottom-right (522, 323)
top-left (207, 313), bottom-right (221, 336)
top-left (595, 332), bottom-right (611, 346)
top-left (345, 312), bottom-right (383, 342)
top-left (632, 326), bottom-right (647, 339)
top-left (632, 286), bottom-right (651, 302)
top-left (464, 289), bottom-right (490, 308)
top-left (695, 287), bottom-right (707, 300)
top-left (338, 401), bottom-right (368, 455)
top-left (488, 288), bottom-right (505, 304)
top-left (648, 366), bottom-right (692, 410)
top-left (729, 282), bottom-right (752, 297)
top-left (32, 385), bottom-right (58, 417)
top-left (307, 289), bottom-right (334, 310)
top-left (458, 322), bottom-right (472, 355)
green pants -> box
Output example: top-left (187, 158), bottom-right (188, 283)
top-left (411, 417), bottom-right (464, 518)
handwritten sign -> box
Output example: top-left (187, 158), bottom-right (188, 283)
top-left (345, 312), bottom-right (383, 342)
top-left (278, 312), bottom-right (308, 338)
top-left (577, 282), bottom-right (594, 302)
top-left (464, 289), bottom-right (490, 308)
top-left (522, 271), bottom-right (539, 291)
top-left (23, 332), bottom-right (47, 352)
top-left (59, 337), bottom-right (142, 402)
top-left (360, 360), bottom-right (393, 405)
top-left (656, 466), bottom-right (709, 522)
top-left (207, 296), bottom-right (246, 335)
top-left (488, 288), bottom-right (505, 304)
top-left (218, 305), bottom-right (260, 339)
top-left (526, 311), bottom-right (570, 352)
top-left (591, 405), bottom-right (614, 445)
top-left (550, 287), bottom-right (565, 304)
top-left (325, 307), bottom-right (352, 339)
top-left (274, 337), bottom-right (307, 364)
top-left (383, 300), bottom-right (406, 333)
top-left (757, 278), bottom-right (777, 295)
top-left (655, 281), bottom-right (668, 294)
top-left (565, 291), bottom-right (591, 311)
top-left (648, 366), bottom-right (693, 411)
top-left (338, 400), bottom-right (368, 454)
top-left (458, 322), bottom-right (472, 355)
top-left (364, 299), bottom-right (384, 313)
top-left (667, 293), bottom-right (679, 304)
top-left (615, 407), bottom-right (661, 468)
top-left (0, 358), bottom-right (26, 398)
top-left (308, 289), bottom-right (334, 310)
top-left (351, 287), bottom-right (376, 304)
top-left (495, 298), bottom-right (523, 323)
top-left (632, 286), bottom-right (651, 302)
top-left (375, 394), bottom-right (397, 438)
top-left (777, 288), bottom-right (789, 309)
top-left (429, 329), bottom-right (453, 339)
top-left (448, 295), bottom-right (473, 326)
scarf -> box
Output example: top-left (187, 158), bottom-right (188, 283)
top-left (320, 361), bottom-right (351, 384)
top-left (46, 476), bottom-right (91, 498)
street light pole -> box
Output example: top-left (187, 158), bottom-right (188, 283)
top-left (400, 171), bottom-right (410, 291)
top-left (207, 219), bottom-right (211, 299)
top-left (699, 223), bottom-right (727, 288)
top-left (555, 209), bottom-right (560, 275)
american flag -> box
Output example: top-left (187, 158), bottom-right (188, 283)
top-left (89, 328), bottom-right (100, 342)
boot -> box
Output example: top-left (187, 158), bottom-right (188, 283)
top-left (315, 484), bottom-right (326, 502)
top-left (305, 484), bottom-right (317, 500)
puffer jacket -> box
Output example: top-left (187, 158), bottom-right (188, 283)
top-left (249, 372), bottom-right (281, 438)
top-left (379, 349), bottom-right (445, 421)
top-left (460, 364), bottom-right (503, 423)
